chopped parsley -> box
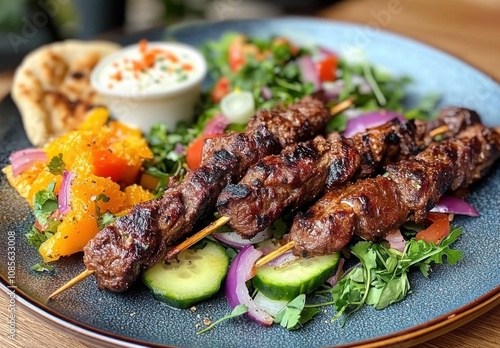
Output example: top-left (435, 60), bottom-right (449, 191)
top-left (197, 304), bottom-right (248, 334)
top-left (47, 153), bottom-right (65, 175)
top-left (94, 194), bottom-right (116, 229)
top-left (25, 225), bottom-right (55, 249)
top-left (274, 294), bottom-right (320, 330)
top-left (33, 182), bottom-right (58, 227)
top-left (321, 226), bottom-right (463, 325)
top-left (31, 262), bottom-right (54, 273)
top-left (98, 212), bottom-right (116, 230)
top-left (143, 122), bottom-right (194, 195)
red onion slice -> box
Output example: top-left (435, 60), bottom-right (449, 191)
top-left (225, 245), bottom-right (274, 326)
top-left (261, 86), bottom-right (272, 100)
top-left (430, 195), bottom-right (480, 216)
top-left (298, 55), bottom-right (320, 92)
top-left (343, 110), bottom-right (405, 138)
top-left (343, 108), bottom-right (363, 120)
top-left (322, 80), bottom-right (345, 99)
top-left (327, 258), bottom-right (345, 287)
top-left (253, 292), bottom-right (288, 317)
top-left (174, 143), bottom-right (184, 155)
top-left (213, 228), bottom-right (273, 250)
top-left (9, 148), bottom-right (45, 160)
top-left (9, 148), bottom-right (48, 177)
top-left (384, 229), bottom-right (406, 252)
top-left (58, 170), bottom-right (75, 215)
top-left (202, 113), bottom-right (229, 135)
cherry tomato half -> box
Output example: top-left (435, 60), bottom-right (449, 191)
top-left (415, 213), bottom-right (450, 245)
top-left (317, 55), bottom-right (338, 82)
top-left (186, 134), bottom-right (221, 170)
top-left (211, 77), bottom-right (231, 104)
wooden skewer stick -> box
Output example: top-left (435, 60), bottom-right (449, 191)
top-left (47, 217), bottom-right (231, 300)
top-left (48, 269), bottom-right (94, 300)
top-left (48, 99), bottom-right (355, 300)
top-left (330, 97), bottom-right (354, 115)
top-left (255, 241), bottom-right (296, 268)
top-left (164, 216), bottom-right (230, 260)
top-left (429, 125), bottom-right (449, 138)
top-left (251, 124), bottom-right (459, 267)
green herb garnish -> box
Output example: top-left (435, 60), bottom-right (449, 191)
top-left (33, 182), bottom-right (58, 226)
top-left (94, 194), bottom-right (116, 229)
top-left (197, 304), bottom-right (248, 334)
top-left (143, 123), bottom-right (194, 195)
top-left (329, 226), bottom-right (463, 325)
top-left (274, 294), bottom-right (320, 330)
top-left (31, 262), bottom-right (54, 273)
top-left (25, 225), bottom-right (54, 249)
top-left (47, 153), bottom-right (65, 175)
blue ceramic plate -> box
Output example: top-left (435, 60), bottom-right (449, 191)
top-left (1, 17), bottom-right (499, 348)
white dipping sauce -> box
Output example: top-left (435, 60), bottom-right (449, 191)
top-left (91, 41), bottom-right (207, 132)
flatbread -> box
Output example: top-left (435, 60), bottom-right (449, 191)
top-left (11, 40), bottom-right (120, 146)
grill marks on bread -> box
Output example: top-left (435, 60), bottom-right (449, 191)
top-left (12, 40), bottom-right (120, 145)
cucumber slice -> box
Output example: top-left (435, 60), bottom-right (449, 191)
top-left (142, 240), bottom-right (229, 309)
top-left (253, 252), bottom-right (340, 301)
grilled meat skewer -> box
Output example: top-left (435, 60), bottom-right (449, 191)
top-left (217, 107), bottom-right (481, 237)
top-left (289, 123), bottom-right (500, 257)
top-left (83, 97), bottom-right (332, 291)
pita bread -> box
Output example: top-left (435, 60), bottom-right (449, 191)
top-left (12, 40), bottom-right (120, 146)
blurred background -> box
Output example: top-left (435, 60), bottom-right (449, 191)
top-left (0, 0), bottom-right (498, 89)
top-left (0, 0), bottom-right (337, 71)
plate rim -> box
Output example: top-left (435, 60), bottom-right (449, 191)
top-left (2, 274), bottom-right (499, 348)
top-left (2, 15), bottom-right (500, 348)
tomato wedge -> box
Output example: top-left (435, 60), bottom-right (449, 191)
top-left (211, 77), bottom-right (231, 103)
top-left (93, 150), bottom-right (128, 183)
top-left (316, 55), bottom-right (338, 82)
top-left (415, 213), bottom-right (451, 245)
top-left (229, 36), bottom-right (246, 72)
top-left (186, 134), bottom-right (220, 170)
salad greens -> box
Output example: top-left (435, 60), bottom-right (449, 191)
top-left (308, 226), bottom-right (463, 325)
top-left (145, 32), bottom-right (439, 194)
top-left (26, 182), bottom-right (60, 251)
top-left (274, 294), bottom-right (320, 330)
top-left (203, 32), bottom-right (313, 110)
top-left (337, 60), bottom-right (411, 112)
top-left (142, 122), bottom-right (195, 194)
top-left (143, 33), bottom-right (314, 193)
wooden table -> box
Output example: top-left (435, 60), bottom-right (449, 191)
top-left (1, 0), bottom-right (500, 347)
